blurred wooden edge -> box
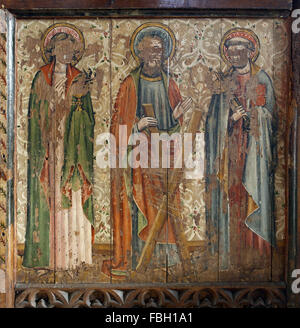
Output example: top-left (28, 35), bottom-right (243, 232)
top-left (0, 293), bottom-right (5, 308)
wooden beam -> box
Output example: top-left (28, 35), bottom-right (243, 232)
top-left (0, 0), bottom-right (293, 10)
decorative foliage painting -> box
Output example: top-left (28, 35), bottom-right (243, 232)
top-left (14, 18), bottom-right (289, 284)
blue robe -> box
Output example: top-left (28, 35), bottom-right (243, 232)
top-left (205, 64), bottom-right (277, 270)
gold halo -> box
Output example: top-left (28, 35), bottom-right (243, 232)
top-left (130, 22), bottom-right (176, 64)
top-left (220, 28), bottom-right (260, 65)
top-left (41, 23), bottom-right (85, 65)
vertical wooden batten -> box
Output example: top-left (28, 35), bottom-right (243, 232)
top-left (5, 11), bottom-right (15, 308)
top-left (289, 0), bottom-right (300, 306)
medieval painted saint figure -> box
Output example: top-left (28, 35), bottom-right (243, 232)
top-left (102, 23), bottom-right (192, 279)
top-left (205, 28), bottom-right (277, 271)
top-left (23, 23), bottom-right (95, 270)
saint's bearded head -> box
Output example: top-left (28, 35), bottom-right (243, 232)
top-left (136, 35), bottom-right (165, 74)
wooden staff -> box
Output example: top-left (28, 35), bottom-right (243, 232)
top-left (135, 109), bottom-right (202, 274)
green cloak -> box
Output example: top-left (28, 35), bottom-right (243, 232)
top-left (23, 67), bottom-right (95, 268)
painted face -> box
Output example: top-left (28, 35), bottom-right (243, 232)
top-left (139, 37), bottom-right (164, 71)
top-left (227, 44), bottom-right (250, 68)
top-left (52, 39), bottom-right (75, 65)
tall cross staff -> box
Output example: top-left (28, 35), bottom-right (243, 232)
top-left (134, 108), bottom-right (202, 276)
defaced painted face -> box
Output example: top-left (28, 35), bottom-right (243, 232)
top-left (226, 41), bottom-right (252, 69)
top-left (52, 38), bottom-right (75, 65)
top-left (138, 36), bottom-right (164, 71)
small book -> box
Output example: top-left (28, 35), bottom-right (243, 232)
top-left (142, 103), bottom-right (159, 133)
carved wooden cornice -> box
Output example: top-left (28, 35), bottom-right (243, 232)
top-left (15, 285), bottom-right (287, 308)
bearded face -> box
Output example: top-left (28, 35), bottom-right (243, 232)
top-left (138, 36), bottom-right (164, 75)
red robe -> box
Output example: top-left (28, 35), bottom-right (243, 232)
top-left (102, 69), bottom-right (182, 278)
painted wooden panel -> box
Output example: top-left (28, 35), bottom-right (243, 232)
top-left (14, 17), bottom-right (289, 284)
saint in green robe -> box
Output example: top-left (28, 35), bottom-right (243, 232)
top-left (23, 62), bottom-right (95, 268)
